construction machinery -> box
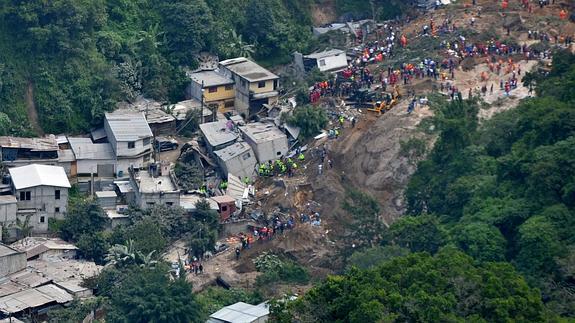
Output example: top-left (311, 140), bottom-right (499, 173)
top-left (367, 86), bottom-right (401, 115)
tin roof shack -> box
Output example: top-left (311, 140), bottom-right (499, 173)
top-left (211, 195), bottom-right (237, 222)
top-left (172, 99), bottom-right (214, 125)
top-left (0, 196), bottom-right (17, 242)
top-left (117, 98), bottom-right (177, 136)
top-left (0, 284), bottom-right (73, 317)
top-left (128, 163), bottom-right (180, 209)
top-left (295, 49), bottom-right (348, 73)
top-left (240, 123), bottom-right (288, 163)
top-left (188, 70), bottom-right (235, 114)
top-left (219, 58), bottom-right (279, 117)
top-left (207, 301), bottom-right (269, 323)
top-left (104, 111), bottom-right (153, 176)
top-left (0, 244), bottom-right (26, 277)
top-left (8, 165), bottom-right (70, 234)
top-left (0, 136), bottom-right (59, 168)
top-left (68, 137), bottom-right (116, 177)
top-left (11, 237), bottom-right (77, 261)
top-left (214, 143), bottom-right (257, 180)
top-left (200, 121), bottom-right (239, 154)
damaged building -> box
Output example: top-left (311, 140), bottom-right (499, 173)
top-left (239, 123), bottom-right (288, 164)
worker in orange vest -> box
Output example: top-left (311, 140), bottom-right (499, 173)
top-left (559, 10), bottom-right (567, 20)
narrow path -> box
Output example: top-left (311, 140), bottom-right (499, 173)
top-left (25, 81), bottom-right (43, 135)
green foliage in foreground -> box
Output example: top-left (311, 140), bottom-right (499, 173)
top-left (288, 105), bottom-right (329, 139)
top-left (286, 248), bottom-right (546, 322)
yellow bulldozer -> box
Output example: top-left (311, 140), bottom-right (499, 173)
top-left (367, 86), bottom-right (401, 115)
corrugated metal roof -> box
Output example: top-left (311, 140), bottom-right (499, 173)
top-left (200, 121), bottom-right (238, 148)
top-left (188, 69), bottom-right (234, 87)
top-left (209, 302), bottom-right (269, 323)
top-left (105, 111), bottom-right (153, 141)
top-left (57, 149), bottom-right (76, 162)
top-left (8, 164), bottom-right (71, 190)
top-left (0, 284), bottom-right (73, 314)
top-left (179, 195), bottom-right (219, 211)
top-left (240, 122), bottom-right (287, 144)
top-left (0, 244), bottom-right (21, 257)
top-left (0, 136), bottom-right (58, 151)
top-left (220, 58), bottom-right (279, 82)
top-left (68, 138), bottom-right (115, 160)
top-left (90, 128), bottom-right (107, 141)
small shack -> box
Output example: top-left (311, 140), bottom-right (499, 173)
top-left (207, 301), bottom-right (269, 323)
top-left (211, 195), bottom-right (237, 222)
top-left (240, 123), bottom-right (288, 163)
top-left (214, 142), bottom-right (257, 180)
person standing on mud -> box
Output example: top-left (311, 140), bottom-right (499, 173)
top-left (235, 247), bottom-right (240, 260)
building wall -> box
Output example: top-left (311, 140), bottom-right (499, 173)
top-left (204, 84), bottom-right (235, 102)
top-left (232, 75), bottom-right (250, 117)
top-left (135, 191), bottom-right (181, 209)
top-left (104, 119), bottom-right (117, 154)
top-left (243, 136), bottom-right (288, 164)
top-left (0, 251), bottom-right (27, 277)
top-left (218, 151), bottom-right (257, 179)
top-left (15, 186), bottom-right (68, 215)
top-left (316, 54), bottom-right (348, 72)
top-left (114, 138), bottom-right (151, 158)
top-left (116, 156), bottom-right (148, 176)
top-left (76, 159), bottom-right (116, 175)
top-left (0, 201), bottom-right (17, 225)
top-left (248, 79), bottom-right (277, 94)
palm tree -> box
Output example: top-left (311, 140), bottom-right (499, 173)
top-left (136, 250), bottom-right (158, 269)
top-left (229, 30), bottom-right (255, 58)
top-left (15, 214), bottom-right (33, 239)
top-left (105, 240), bottom-right (137, 267)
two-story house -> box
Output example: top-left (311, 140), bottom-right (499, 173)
top-left (8, 164), bottom-right (71, 234)
top-left (104, 111), bottom-right (154, 176)
top-left (219, 58), bottom-right (279, 117)
top-left (188, 69), bottom-right (235, 114)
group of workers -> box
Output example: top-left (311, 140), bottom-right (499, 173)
top-left (257, 155), bottom-right (303, 177)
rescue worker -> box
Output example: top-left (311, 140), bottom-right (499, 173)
top-left (219, 180), bottom-right (228, 191)
top-left (298, 152), bottom-right (305, 162)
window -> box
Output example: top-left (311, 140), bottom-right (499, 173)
top-left (166, 202), bottom-right (174, 206)
top-left (208, 87), bottom-right (217, 93)
top-left (143, 137), bottom-right (151, 146)
top-left (221, 205), bottom-right (228, 212)
top-left (20, 191), bottom-right (31, 201)
top-left (242, 153), bottom-right (251, 160)
top-left (147, 202), bottom-right (156, 206)
top-left (55, 207), bottom-right (60, 213)
top-left (258, 81), bottom-right (266, 88)
top-left (55, 190), bottom-right (60, 200)
top-left (241, 79), bottom-right (247, 88)
top-left (277, 151), bottom-right (282, 156)
top-left (40, 216), bottom-right (45, 223)
top-left (225, 100), bottom-right (234, 108)
top-left (143, 153), bottom-right (151, 162)
top-left (225, 85), bottom-right (233, 91)
top-left (319, 59), bottom-right (326, 67)
top-left (128, 141), bottom-right (135, 149)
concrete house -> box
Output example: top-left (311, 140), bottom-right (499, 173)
top-left (214, 142), bottom-right (257, 179)
top-left (0, 196), bottom-right (18, 240)
top-left (188, 70), bottom-right (236, 113)
top-left (240, 123), bottom-right (288, 163)
top-left (219, 58), bottom-right (279, 117)
top-left (296, 49), bottom-right (348, 73)
top-left (200, 121), bottom-right (239, 153)
top-left (0, 136), bottom-right (59, 168)
top-left (104, 111), bottom-right (154, 176)
top-left (128, 163), bottom-right (180, 209)
top-left (68, 137), bottom-right (116, 177)
top-left (8, 165), bottom-right (71, 234)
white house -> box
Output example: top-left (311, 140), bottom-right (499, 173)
top-left (299, 49), bottom-right (348, 73)
top-left (104, 111), bottom-right (154, 176)
top-left (8, 164), bottom-right (71, 234)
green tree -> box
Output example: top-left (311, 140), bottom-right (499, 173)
top-left (387, 215), bottom-right (448, 254)
top-left (76, 232), bottom-right (110, 265)
top-left (125, 217), bottom-right (168, 254)
top-left (288, 105), bottom-right (328, 139)
top-left (454, 223), bottom-right (506, 262)
top-left (107, 267), bottom-right (201, 323)
top-left (341, 189), bottom-right (384, 248)
top-left (516, 216), bottom-right (564, 275)
top-left (347, 245), bottom-right (409, 270)
top-left (59, 199), bottom-right (109, 241)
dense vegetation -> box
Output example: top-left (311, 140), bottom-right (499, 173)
top-left (0, 0), bottom-right (313, 135)
top-left (274, 51), bottom-right (575, 321)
